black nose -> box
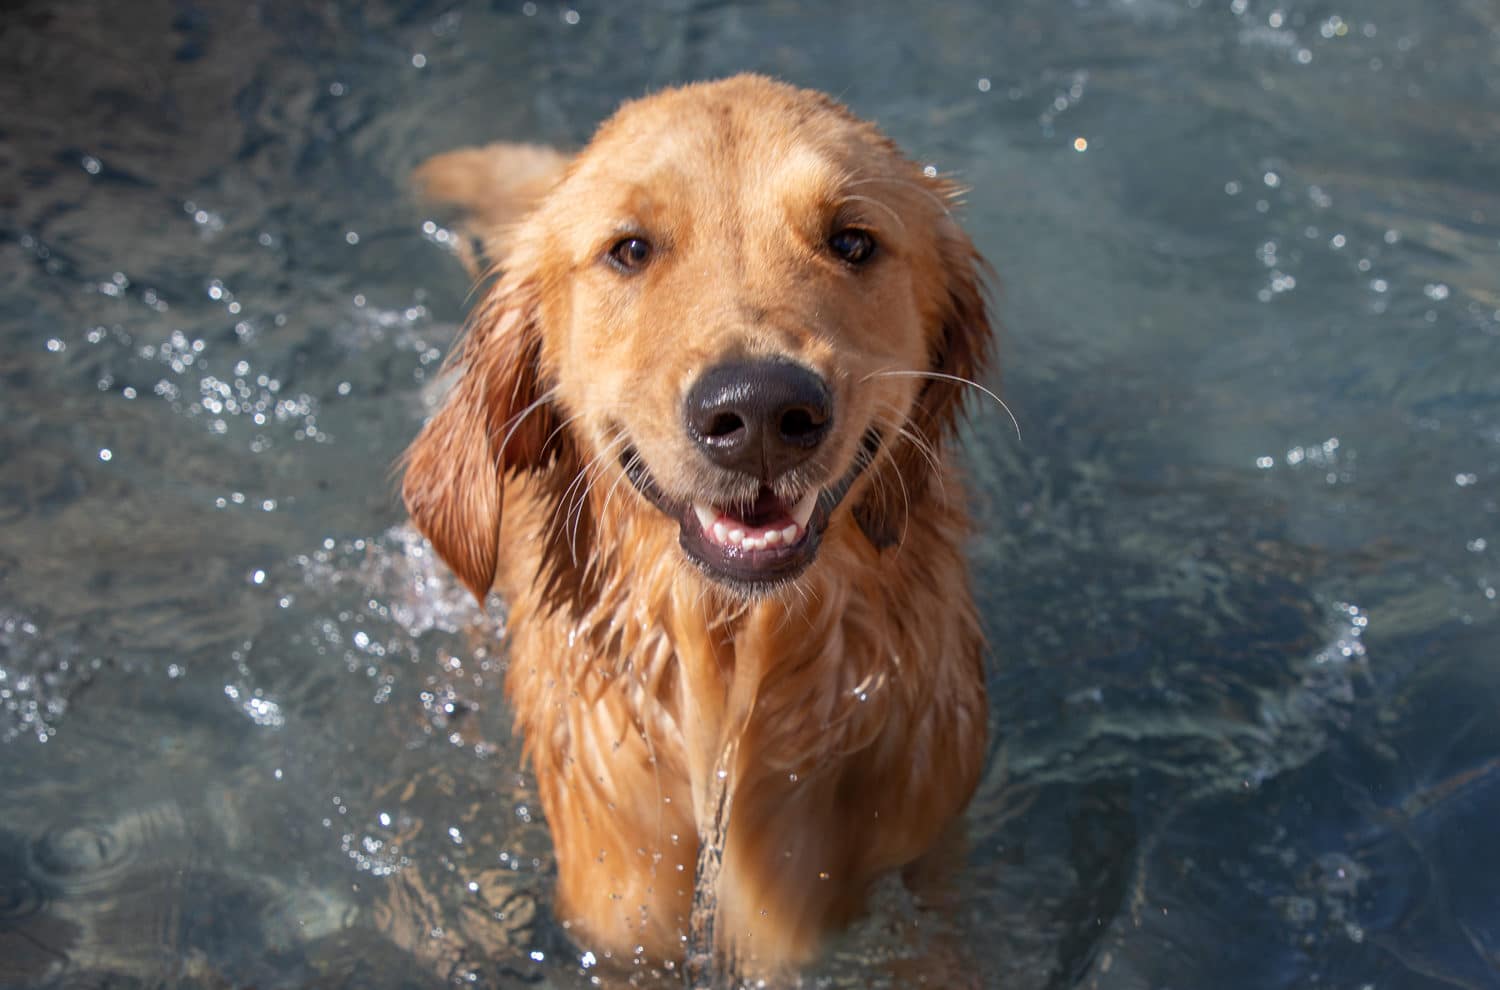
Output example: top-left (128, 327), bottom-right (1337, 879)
top-left (684, 359), bottom-right (832, 479)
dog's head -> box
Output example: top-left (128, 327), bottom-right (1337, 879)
top-left (404, 76), bottom-right (992, 606)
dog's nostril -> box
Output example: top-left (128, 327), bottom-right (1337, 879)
top-left (705, 412), bottom-right (746, 440)
top-left (779, 407), bottom-right (823, 441)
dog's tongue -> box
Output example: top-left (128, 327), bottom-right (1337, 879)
top-left (690, 487), bottom-right (820, 552)
top-left (737, 486), bottom-right (789, 527)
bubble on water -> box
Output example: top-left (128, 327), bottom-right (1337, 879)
top-left (1319, 16), bottom-right (1349, 40)
top-left (223, 683), bottom-right (286, 728)
top-left (184, 200), bottom-right (225, 235)
top-left (0, 612), bottom-right (104, 743)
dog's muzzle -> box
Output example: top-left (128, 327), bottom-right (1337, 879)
top-left (615, 359), bottom-right (883, 591)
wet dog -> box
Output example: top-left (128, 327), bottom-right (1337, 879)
top-left (402, 75), bottom-right (993, 981)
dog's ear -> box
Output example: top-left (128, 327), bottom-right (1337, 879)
top-left (855, 212), bottom-right (994, 550)
top-left (401, 282), bottom-right (557, 603)
top-left (413, 143), bottom-right (573, 277)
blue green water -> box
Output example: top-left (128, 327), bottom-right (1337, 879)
top-left (2, 1), bottom-right (1498, 987)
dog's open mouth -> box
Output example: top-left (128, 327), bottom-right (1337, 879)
top-left (689, 488), bottom-right (818, 553)
top-left (618, 433), bottom-right (878, 590)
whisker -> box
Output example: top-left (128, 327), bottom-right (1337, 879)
top-left (872, 400), bottom-right (944, 484)
top-left (566, 433), bottom-right (630, 565)
top-left (600, 444), bottom-right (648, 521)
top-left (495, 387), bottom-right (561, 459)
top-left (567, 434), bottom-right (623, 532)
top-left (861, 369), bottom-right (1021, 441)
top-left (841, 194), bottom-right (906, 233)
top-left (845, 175), bottom-right (955, 218)
top-left (876, 433), bottom-right (915, 549)
top-left (536, 411), bottom-right (581, 460)
top-left (544, 430), bottom-right (622, 570)
top-left (552, 444), bottom-right (602, 534)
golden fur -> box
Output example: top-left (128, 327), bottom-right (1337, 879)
top-left (402, 75), bottom-right (993, 981)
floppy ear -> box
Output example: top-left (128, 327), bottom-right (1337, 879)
top-left (401, 283), bottom-right (557, 602)
top-left (855, 216), bottom-right (995, 549)
top-left (413, 143), bottom-right (572, 277)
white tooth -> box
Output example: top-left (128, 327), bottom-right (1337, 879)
top-left (781, 525), bottom-right (799, 543)
top-left (744, 536), bottom-right (763, 550)
top-left (791, 492), bottom-right (819, 528)
top-left (713, 522), bottom-right (729, 544)
top-left (693, 503), bottom-right (717, 531)
top-left (728, 528), bottom-right (745, 545)
top-left (763, 528), bottom-right (782, 546)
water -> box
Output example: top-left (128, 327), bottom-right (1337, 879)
top-left (2, 0), bottom-right (1498, 986)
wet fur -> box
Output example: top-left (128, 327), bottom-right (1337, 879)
top-left (402, 76), bottom-right (993, 980)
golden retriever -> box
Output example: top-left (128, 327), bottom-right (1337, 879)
top-left (402, 75), bottom-right (993, 983)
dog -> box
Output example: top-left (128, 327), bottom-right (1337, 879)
top-left (402, 75), bottom-right (993, 982)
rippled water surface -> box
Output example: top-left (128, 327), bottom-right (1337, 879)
top-left (3, 1), bottom-right (1499, 987)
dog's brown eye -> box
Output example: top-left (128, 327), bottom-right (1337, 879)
top-left (608, 236), bottom-right (652, 271)
top-left (828, 228), bottom-right (876, 265)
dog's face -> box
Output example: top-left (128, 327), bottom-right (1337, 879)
top-left (405, 77), bottom-right (990, 603)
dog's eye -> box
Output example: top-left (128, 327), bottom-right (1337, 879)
top-left (828, 228), bottom-right (876, 265)
top-left (608, 236), bottom-right (653, 272)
